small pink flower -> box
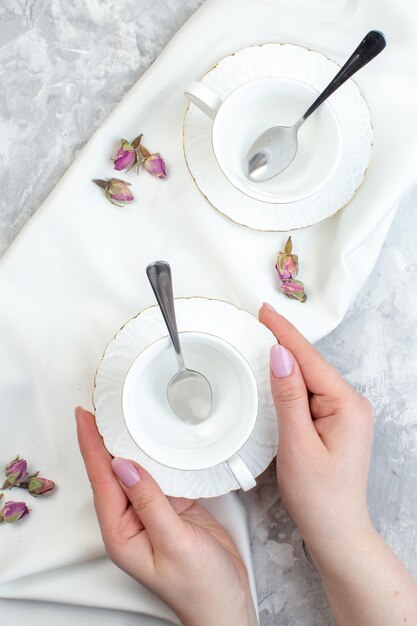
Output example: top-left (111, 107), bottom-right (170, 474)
top-left (275, 237), bottom-right (307, 303)
top-left (280, 279), bottom-right (307, 303)
top-left (136, 138), bottom-right (167, 179)
top-left (112, 140), bottom-right (137, 172)
top-left (276, 255), bottom-right (297, 280)
top-left (3, 456), bottom-right (28, 488)
top-left (0, 501), bottom-right (30, 523)
top-left (28, 475), bottom-right (55, 497)
top-left (276, 237), bottom-right (299, 280)
top-left (143, 153), bottom-right (166, 178)
top-left (93, 178), bottom-right (134, 207)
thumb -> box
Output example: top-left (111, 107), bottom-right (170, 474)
top-left (111, 457), bottom-right (184, 547)
top-left (270, 344), bottom-right (318, 446)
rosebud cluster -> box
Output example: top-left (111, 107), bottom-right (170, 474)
top-left (92, 134), bottom-right (167, 206)
top-left (275, 237), bottom-right (307, 303)
top-left (0, 456), bottom-right (56, 524)
top-left (112, 134), bottom-right (167, 179)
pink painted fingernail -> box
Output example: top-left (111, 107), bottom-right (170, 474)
top-left (112, 457), bottom-right (141, 487)
top-left (263, 302), bottom-right (277, 313)
top-left (270, 345), bottom-right (293, 378)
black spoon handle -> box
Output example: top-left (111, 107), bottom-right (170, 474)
top-left (303, 30), bottom-right (386, 122)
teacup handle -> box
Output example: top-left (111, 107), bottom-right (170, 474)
top-left (184, 81), bottom-right (222, 120)
top-left (226, 453), bottom-right (256, 491)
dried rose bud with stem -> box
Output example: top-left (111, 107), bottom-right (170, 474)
top-left (92, 178), bottom-right (134, 207)
top-left (27, 473), bottom-right (55, 497)
top-left (2, 456), bottom-right (28, 489)
top-left (131, 134), bottom-right (166, 178)
top-left (112, 139), bottom-right (137, 172)
top-left (275, 236), bottom-right (307, 303)
top-left (0, 500), bottom-right (30, 523)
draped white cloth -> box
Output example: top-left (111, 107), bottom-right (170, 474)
top-left (1, 0), bottom-right (417, 623)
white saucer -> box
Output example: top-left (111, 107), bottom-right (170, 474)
top-left (183, 43), bottom-right (373, 231)
top-left (93, 298), bottom-right (278, 498)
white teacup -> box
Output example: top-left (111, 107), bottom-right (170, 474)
top-left (185, 77), bottom-right (342, 204)
top-left (122, 332), bottom-right (258, 491)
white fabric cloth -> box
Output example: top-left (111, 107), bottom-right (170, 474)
top-left (1, 0), bottom-right (417, 623)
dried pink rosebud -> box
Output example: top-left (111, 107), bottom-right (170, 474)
top-left (277, 255), bottom-right (297, 280)
top-left (275, 237), bottom-right (307, 303)
top-left (143, 153), bottom-right (166, 178)
top-left (276, 237), bottom-right (299, 280)
top-left (93, 178), bottom-right (134, 207)
top-left (112, 139), bottom-right (137, 172)
top-left (106, 179), bottom-right (134, 204)
top-left (0, 500), bottom-right (30, 523)
top-left (280, 278), bottom-right (307, 303)
top-left (136, 138), bottom-right (166, 179)
top-left (28, 474), bottom-right (55, 497)
top-left (3, 456), bottom-right (28, 489)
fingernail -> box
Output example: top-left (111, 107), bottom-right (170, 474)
top-left (112, 457), bottom-right (141, 487)
top-left (270, 345), bottom-right (293, 378)
top-left (74, 406), bottom-right (83, 419)
top-left (263, 302), bottom-right (277, 313)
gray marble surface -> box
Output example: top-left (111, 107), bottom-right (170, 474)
top-left (1, 1), bottom-right (417, 625)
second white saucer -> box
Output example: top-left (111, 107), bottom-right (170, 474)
top-left (93, 297), bottom-right (278, 498)
top-left (183, 42), bottom-right (373, 231)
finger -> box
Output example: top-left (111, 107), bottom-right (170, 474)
top-left (111, 457), bottom-right (185, 549)
top-left (167, 496), bottom-right (195, 516)
top-left (260, 303), bottom-right (351, 397)
top-left (269, 344), bottom-right (320, 448)
top-left (76, 407), bottom-right (130, 532)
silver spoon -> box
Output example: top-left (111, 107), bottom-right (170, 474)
top-left (146, 261), bottom-right (212, 424)
top-left (245, 30), bottom-right (386, 182)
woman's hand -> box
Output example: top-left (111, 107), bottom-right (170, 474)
top-left (75, 408), bottom-right (258, 626)
top-left (260, 303), bottom-right (417, 626)
top-left (260, 303), bottom-right (374, 557)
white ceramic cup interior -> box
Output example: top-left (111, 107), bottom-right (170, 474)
top-left (122, 332), bottom-right (258, 490)
top-left (184, 77), bottom-right (342, 204)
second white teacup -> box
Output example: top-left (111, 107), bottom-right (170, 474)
top-left (185, 77), bottom-right (342, 204)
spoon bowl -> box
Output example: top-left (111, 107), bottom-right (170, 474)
top-left (245, 122), bottom-right (300, 182)
top-left (167, 367), bottom-right (212, 424)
